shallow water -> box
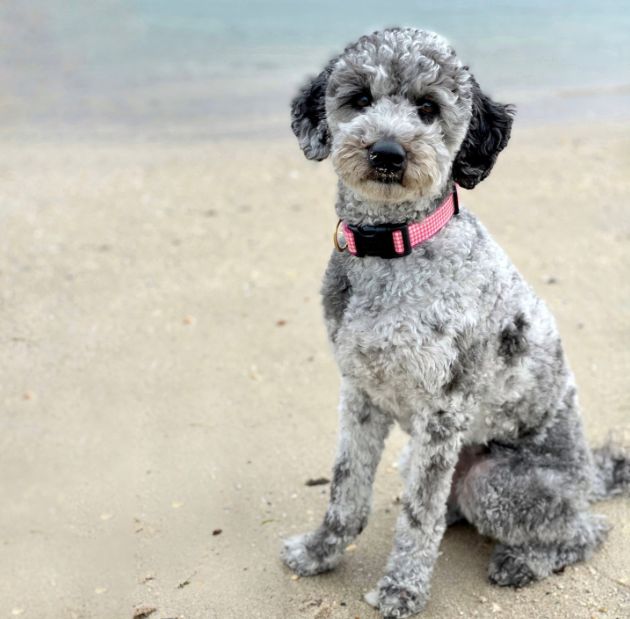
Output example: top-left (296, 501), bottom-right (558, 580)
top-left (2, 0), bottom-right (629, 140)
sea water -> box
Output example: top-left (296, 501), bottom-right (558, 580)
top-left (2, 0), bottom-right (629, 140)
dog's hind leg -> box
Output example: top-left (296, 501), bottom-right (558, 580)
top-left (487, 516), bottom-right (608, 587)
top-left (281, 381), bottom-right (393, 576)
top-left (456, 392), bottom-right (610, 587)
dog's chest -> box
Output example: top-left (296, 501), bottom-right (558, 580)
top-left (328, 257), bottom-right (465, 417)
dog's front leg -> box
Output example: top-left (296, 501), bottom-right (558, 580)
top-left (372, 412), bottom-right (465, 618)
top-left (282, 381), bottom-right (392, 576)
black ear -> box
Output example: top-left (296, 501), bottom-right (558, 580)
top-left (291, 60), bottom-right (336, 161)
top-left (452, 77), bottom-right (515, 189)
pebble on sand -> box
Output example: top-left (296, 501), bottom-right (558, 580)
top-left (133, 604), bottom-right (157, 618)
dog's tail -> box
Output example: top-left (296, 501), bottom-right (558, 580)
top-left (589, 435), bottom-right (630, 502)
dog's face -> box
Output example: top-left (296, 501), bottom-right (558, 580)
top-left (292, 29), bottom-right (514, 203)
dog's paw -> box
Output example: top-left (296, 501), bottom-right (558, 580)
top-left (364, 589), bottom-right (380, 608)
top-left (374, 577), bottom-right (429, 618)
top-left (488, 544), bottom-right (535, 588)
top-left (281, 532), bottom-right (343, 576)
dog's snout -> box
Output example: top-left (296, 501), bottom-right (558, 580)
top-left (368, 141), bottom-right (407, 172)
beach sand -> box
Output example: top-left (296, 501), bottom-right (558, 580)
top-left (1, 123), bottom-right (629, 619)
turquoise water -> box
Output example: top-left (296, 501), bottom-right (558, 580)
top-left (2, 0), bottom-right (629, 140)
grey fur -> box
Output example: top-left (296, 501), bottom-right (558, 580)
top-left (590, 439), bottom-right (630, 501)
top-left (281, 28), bottom-right (630, 618)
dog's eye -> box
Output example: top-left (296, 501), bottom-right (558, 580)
top-left (351, 93), bottom-right (372, 109)
top-left (417, 99), bottom-right (438, 120)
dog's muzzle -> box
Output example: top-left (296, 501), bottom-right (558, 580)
top-left (368, 141), bottom-right (407, 182)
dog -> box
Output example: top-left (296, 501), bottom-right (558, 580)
top-left (281, 28), bottom-right (630, 618)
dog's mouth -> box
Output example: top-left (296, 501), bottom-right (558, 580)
top-left (368, 168), bottom-right (404, 185)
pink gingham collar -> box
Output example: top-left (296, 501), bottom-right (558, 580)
top-left (336, 188), bottom-right (459, 259)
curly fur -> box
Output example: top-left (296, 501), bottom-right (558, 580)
top-left (282, 28), bottom-right (630, 618)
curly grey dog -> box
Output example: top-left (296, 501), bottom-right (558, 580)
top-left (281, 28), bottom-right (630, 618)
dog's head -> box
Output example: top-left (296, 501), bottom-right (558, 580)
top-left (291, 29), bottom-right (514, 204)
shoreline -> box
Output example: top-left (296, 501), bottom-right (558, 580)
top-left (2, 68), bottom-right (630, 144)
top-left (2, 102), bottom-right (630, 146)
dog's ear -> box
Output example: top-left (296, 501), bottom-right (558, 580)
top-left (291, 60), bottom-right (336, 161)
top-left (452, 77), bottom-right (515, 190)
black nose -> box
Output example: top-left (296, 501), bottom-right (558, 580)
top-left (368, 141), bottom-right (407, 172)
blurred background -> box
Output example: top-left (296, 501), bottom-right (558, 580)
top-left (2, 0), bottom-right (630, 141)
top-left (2, 3), bottom-right (629, 619)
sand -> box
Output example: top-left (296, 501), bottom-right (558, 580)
top-left (1, 123), bottom-right (629, 619)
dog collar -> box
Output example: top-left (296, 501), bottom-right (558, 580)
top-left (334, 189), bottom-right (459, 259)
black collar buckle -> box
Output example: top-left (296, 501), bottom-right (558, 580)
top-left (453, 188), bottom-right (460, 215)
top-left (346, 221), bottom-right (411, 259)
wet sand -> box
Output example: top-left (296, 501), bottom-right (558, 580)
top-left (1, 123), bottom-right (629, 618)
